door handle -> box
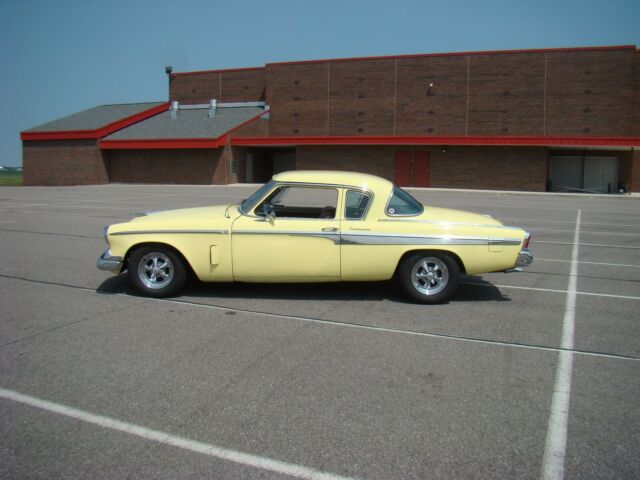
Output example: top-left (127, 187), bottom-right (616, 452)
top-left (321, 227), bottom-right (338, 232)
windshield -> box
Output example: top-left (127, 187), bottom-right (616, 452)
top-left (240, 180), bottom-right (276, 214)
top-left (386, 186), bottom-right (424, 216)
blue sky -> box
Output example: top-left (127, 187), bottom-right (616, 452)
top-left (1, 0), bottom-right (639, 167)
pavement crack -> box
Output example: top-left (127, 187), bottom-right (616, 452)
top-left (0, 228), bottom-right (102, 239)
top-left (0, 305), bottom-right (137, 349)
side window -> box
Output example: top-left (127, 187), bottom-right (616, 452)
top-left (255, 186), bottom-right (338, 219)
top-left (386, 187), bottom-right (424, 216)
top-left (345, 190), bottom-right (372, 220)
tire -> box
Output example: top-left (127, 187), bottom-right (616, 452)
top-left (128, 246), bottom-right (187, 298)
top-left (397, 252), bottom-right (460, 304)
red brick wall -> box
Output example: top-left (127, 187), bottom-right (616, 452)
top-left (169, 68), bottom-right (266, 104)
top-left (296, 145), bottom-right (548, 191)
top-left (468, 53), bottom-right (545, 136)
top-left (630, 149), bottom-right (640, 193)
top-left (296, 146), bottom-right (396, 180)
top-left (395, 55), bottom-right (468, 135)
top-left (267, 62), bottom-right (330, 136)
top-left (545, 49), bottom-right (635, 136)
top-left (430, 147), bottom-right (548, 191)
top-left (328, 59), bottom-right (396, 136)
top-left (264, 47), bottom-right (636, 138)
top-left (232, 114), bottom-right (270, 138)
top-left (109, 149), bottom-right (222, 184)
top-left (23, 139), bottom-right (109, 186)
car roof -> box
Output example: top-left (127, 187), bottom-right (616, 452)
top-left (272, 170), bottom-right (393, 191)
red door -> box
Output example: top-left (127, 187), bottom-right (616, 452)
top-left (394, 151), bottom-right (411, 186)
top-left (414, 151), bottom-right (430, 187)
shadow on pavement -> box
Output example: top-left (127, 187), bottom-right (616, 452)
top-left (97, 273), bottom-right (509, 304)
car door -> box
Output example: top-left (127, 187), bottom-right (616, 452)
top-left (231, 184), bottom-right (341, 281)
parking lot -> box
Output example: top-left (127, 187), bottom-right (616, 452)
top-left (0, 183), bottom-right (639, 479)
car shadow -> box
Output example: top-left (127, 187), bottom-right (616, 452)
top-left (96, 274), bottom-right (509, 303)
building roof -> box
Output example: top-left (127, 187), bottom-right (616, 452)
top-left (103, 106), bottom-right (264, 140)
top-left (25, 102), bottom-right (165, 132)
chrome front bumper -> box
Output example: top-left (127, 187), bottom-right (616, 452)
top-left (97, 250), bottom-right (123, 273)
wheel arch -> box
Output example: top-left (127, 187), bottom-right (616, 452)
top-left (123, 242), bottom-right (196, 279)
top-left (393, 249), bottom-right (466, 278)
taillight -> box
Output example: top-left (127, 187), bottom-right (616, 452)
top-left (523, 232), bottom-right (531, 249)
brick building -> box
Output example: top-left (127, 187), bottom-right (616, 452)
top-left (22, 45), bottom-right (640, 193)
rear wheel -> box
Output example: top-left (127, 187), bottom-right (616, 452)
top-left (398, 252), bottom-right (460, 304)
top-left (128, 246), bottom-right (186, 297)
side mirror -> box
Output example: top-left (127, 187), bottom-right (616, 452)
top-left (266, 209), bottom-right (276, 224)
top-left (257, 202), bottom-right (276, 224)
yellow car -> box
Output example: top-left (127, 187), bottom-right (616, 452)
top-left (98, 171), bottom-right (532, 303)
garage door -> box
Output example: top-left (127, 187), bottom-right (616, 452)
top-left (549, 155), bottom-right (619, 193)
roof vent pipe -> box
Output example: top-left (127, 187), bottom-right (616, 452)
top-left (208, 99), bottom-right (217, 118)
top-left (170, 101), bottom-right (179, 119)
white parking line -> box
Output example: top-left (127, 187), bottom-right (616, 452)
top-left (541, 209), bottom-right (581, 480)
top-left (0, 387), bottom-right (354, 480)
top-left (535, 240), bottom-right (640, 249)
top-left (462, 282), bottom-right (640, 301)
top-left (537, 258), bottom-right (640, 269)
top-left (0, 203), bottom-right (128, 211)
top-left (502, 218), bottom-right (640, 228)
top-left (531, 228), bottom-right (640, 236)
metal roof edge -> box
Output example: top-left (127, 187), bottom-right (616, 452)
top-left (21, 103), bottom-right (169, 141)
top-left (230, 135), bottom-right (640, 147)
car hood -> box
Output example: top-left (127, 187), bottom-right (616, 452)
top-left (421, 206), bottom-right (504, 226)
top-left (129, 205), bottom-right (234, 223)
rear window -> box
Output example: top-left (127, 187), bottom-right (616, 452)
top-left (386, 187), bottom-right (423, 216)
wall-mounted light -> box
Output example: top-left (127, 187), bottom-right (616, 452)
top-left (427, 82), bottom-right (434, 96)
top-left (441, 147), bottom-right (447, 153)
top-left (165, 65), bottom-right (173, 75)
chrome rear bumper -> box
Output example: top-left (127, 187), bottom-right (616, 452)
top-left (516, 248), bottom-right (533, 267)
top-left (97, 250), bottom-right (123, 273)
top-left (504, 249), bottom-right (533, 273)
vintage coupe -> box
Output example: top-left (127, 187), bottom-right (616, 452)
top-left (98, 171), bottom-right (532, 303)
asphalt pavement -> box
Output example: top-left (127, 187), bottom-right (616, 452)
top-left (0, 184), bottom-right (638, 480)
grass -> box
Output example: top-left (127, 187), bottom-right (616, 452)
top-left (0, 171), bottom-right (23, 186)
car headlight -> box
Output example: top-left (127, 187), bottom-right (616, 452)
top-left (103, 225), bottom-right (110, 244)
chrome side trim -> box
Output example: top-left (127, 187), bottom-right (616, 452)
top-left (97, 250), bottom-right (123, 272)
top-left (234, 230), bottom-right (521, 246)
top-left (111, 229), bottom-right (229, 236)
top-left (341, 232), bottom-right (521, 246)
top-left (378, 219), bottom-right (523, 230)
top-left (234, 230), bottom-right (341, 244)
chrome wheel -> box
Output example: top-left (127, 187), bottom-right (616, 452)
top-left (411, 257), bottom-right (449, 296)
top-left (137, 252), bottom-right (174, 290)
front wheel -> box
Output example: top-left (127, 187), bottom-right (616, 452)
top-left (128, 246), bottom-right (187, 297)
top-left (397, 252), bottom-right (460, 304)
